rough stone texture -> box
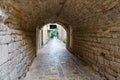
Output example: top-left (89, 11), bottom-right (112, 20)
top-left (0, 28), bottom-right (36, 80)
top-left (70, 1), bottom-right (120, 80)
top-left (0, 0), bottom-right (120, 80)
top-left (73, 17), bottom-right (120, 80)
top-left (24, 38), bottom-right (100, 80)
top-left (0, 10), bottom-right (36, 80)
top-left (0, 44), bottom-right (8, 65)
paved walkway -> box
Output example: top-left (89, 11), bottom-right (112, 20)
top-left (24, 38), bottom-right (97, 80)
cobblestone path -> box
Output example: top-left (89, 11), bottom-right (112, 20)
top-left (24, 38), bottom-right (97, 80)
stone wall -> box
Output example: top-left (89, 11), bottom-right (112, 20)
top-left (0, 0), bottom-right (120, 80)
top-left (72, 14), bottom-right (120, 80)
top-left (71, 1), bottom-right (120, 80)
top-left (0, 9), bottom-right (36, 80)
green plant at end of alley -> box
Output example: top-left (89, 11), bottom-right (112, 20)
top-left (51, 28), bottom-right (59, 38)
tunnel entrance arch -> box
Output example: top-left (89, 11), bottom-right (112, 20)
top-left (36, 22), bottom-right (73, 54)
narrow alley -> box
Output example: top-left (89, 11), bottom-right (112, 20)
top-left (24, 38), bottom-right (96, 80)
top-left (0, 1), bottom-right (120, 80)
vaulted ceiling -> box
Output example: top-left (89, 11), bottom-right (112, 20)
top-left (0, 0), bottom-right (120, 31)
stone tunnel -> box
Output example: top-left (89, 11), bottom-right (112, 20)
top-left (0, 0), bottom-right (120, 80)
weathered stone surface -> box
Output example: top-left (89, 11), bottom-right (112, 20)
top-left (0, 9), bottom-right (8, 23)
top-left (0, 24), bottom-right (8, 31)
top-left (0, 25), bottom-right (36, 80)
top-left (0, 44), bottom-right (8, 65)
top-left (24, 38), bottom-right (99, 80)
top-left (0, 0), bottom-right (120, 80)
top-left (0, 61), bottom-right (9, 78)
top-left (0, 35), bottom-right (11, 44)
top-left (73, 29), bottom-right (120, 79)
top-left (110, 61), bottom-right (120, 73)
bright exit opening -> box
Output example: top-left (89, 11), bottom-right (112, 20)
top-left (36, 23), bottom-right (67, 53)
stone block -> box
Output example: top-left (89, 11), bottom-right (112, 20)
top-left (110, 61), bottom-right (120, 73)
top-left (8, 42), bottom-right (19, 52)
top-left (0, 9), bottom-right (8, 23)
top-left (0, 44), bottom-right (9, 65)
top-left (0, 35), bottom-right (11, 44)
top-left (11, 35), bottom-right (22, 42)
top-left (0, 23), bottom-right (8, 31)
top-left (105, 72), bottom-right (116, 80)
top-left (9, 68), bottom-right (18, 80)
top-left (8, 49), bottom-right (21, 59)
top-left (0, 61), bottom-right (9, 80)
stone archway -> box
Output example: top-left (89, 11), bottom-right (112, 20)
top-left (36, 22), bottom-right (73, 54)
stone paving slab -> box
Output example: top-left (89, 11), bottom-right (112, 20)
top-left (24, 38), bottom-right (99, 80)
